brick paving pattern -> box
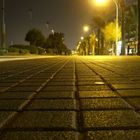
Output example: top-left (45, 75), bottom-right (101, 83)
top-left (0, 56), bottom-right (140, 140)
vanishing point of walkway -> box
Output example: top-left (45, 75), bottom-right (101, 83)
top-left (0, 56), bottom-right (140, 140)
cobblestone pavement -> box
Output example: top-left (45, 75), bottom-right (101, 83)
top-left (0, 56), bottom-right (140, 140)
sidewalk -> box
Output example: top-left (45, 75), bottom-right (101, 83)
top-left (0, 56), bottom-right (140, 140)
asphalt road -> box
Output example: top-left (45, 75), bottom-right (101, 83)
top-left (0, 56), bottom-right (140, 140)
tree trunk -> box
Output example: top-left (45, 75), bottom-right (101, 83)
top-left (100, 34), bottom-right (104, 55)
top-left (97, 28), bottom-right (100, 55)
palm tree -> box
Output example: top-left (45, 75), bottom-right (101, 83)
top-left (91, 16), bottom-right (105, 55)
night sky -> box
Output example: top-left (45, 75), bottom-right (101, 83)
top-left (0, 0), bottom-right (137, 49)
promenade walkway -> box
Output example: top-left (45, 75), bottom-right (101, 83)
top-left (0, 56), bottom-right (140, 140)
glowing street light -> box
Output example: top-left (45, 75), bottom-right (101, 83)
top-left (96, 0), bottom-right (105, 2)
top-left (51, 28), bottom-right (54, 35)
top-left (95, 0), bottom-right (108, 6)
top-left (83, 25), bottom-right (89, 32)
top-left (81, 36), bottom-right (84, 40)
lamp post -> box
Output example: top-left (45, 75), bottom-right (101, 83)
top-left (1, 0), bottom-right (6, 49)
top-left (112, 0), bottom-right (119, 55)
top-left (137, 0), bottom-right (140, 55)
top-left (28, 9), bottom-right (33, 28)
top-left (83, 25), bottom-right (90, 55)
top-left (120, 0), bottom-right (125, 55)
top-left (45, 21), bottom-right (49, 37)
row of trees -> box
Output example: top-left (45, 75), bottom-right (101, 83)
top-left (77, 20), bottom-right (121, 55)
top-left (77, 2), bottom-right (138, 55)
top-left (9, 28), bottom-right (70, 55)
top-left (77, 33), bottom-right (96, 55)
top-left (25, 28), bottom-right (71, 55)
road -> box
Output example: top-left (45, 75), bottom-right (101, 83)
top-left (0, 56), bottom-right (140, 140)
top-left (0, 55), bottom-right (54, 62)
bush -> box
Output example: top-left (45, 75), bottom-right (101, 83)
top-left (9, 44), bottom-right (47, 55)
top-left (10, 44), bottom-right (38, 54)
top-left (0, 48), bottom-right (8, 55)
top-left (38, 47), bottom-right (46, 55)
top-left (19, 49), bottom-right (30, 54)
top-left (46, 48), bottom-right (55, 55)
top-left (8, 45), bottom-right (29, 54)
top-left (10, 44), bottom-right (27, 50)
top-left (8, 47), bottom-right (19, 53)
top-left (29, 45), bottom-right (38, 54)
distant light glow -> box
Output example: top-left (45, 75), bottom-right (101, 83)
top-left (81, 36), bottom-right (84, 40)
top-left (51, 28), bottom-right (54, 34)
top-left (83, 25), bottom-right (89, 32)
top-left (95, 38), bottom-right (98, 41)
top-left (94, 0), bottom-right (108, 6)
top-left (96, 0), bottom-right (105, 3)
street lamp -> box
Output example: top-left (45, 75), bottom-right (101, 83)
top-left (138, 0), bottom-right (140, 55)
top-left (83, 25), bottom-right (89, 32)
top-left (112, 0), bottom-right (119, 55)
top-left (1, 0), bottom-right (6, 49)
top-left (81, 36), bottom-right (84, 40)
top-left (95, 0), bottom-right (119, 55)
top-left (45, 21), bottom-right (49, 37)
top-left (95, 0), bottom-right (107, 6)
top-left (28, 9), bottom-right (33, 28)
top-left (51, 28), bottom-right (54, 35)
